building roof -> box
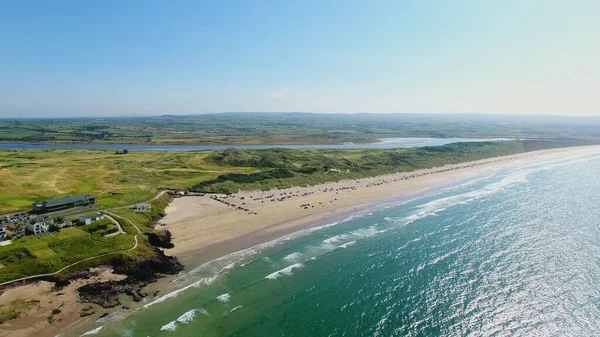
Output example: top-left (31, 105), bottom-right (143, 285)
top-left (33, 194), bottom-right (95, 208)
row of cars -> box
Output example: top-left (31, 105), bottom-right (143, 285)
top-left (2, 213), bottom-right (32, 225)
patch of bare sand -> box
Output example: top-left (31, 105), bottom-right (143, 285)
top-left (0, 268), bottom-right (125, 337)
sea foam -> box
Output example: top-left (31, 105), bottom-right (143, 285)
top-left (144, 276), bottom-right (217, 308)
top-left (177, 309), bottom-right (202, 324)
top-left (217, 293), bottom-right (231, 302)
top-left (339, 241), bottom-right (356, 249)
top-left (283, 252), bottom-right (303, 262)
top-left (160, 321), bottom-right (178, 332)
top-left (265, 263), bottom-right (304, 280)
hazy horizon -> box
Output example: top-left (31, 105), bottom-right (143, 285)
top-left (1, 1), bottom-right (599, 118)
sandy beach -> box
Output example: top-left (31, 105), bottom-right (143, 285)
top-left (158, 146), bottom-right (600, 264)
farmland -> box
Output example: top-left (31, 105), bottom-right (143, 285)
top-left (2, 113), bottom-right (600, 145)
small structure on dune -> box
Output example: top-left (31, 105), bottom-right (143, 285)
top-left (76, 213), bottom-right (104, 226)
top-left (131, 202), bottom-right (152, 212)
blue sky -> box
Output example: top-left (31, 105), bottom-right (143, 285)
top-left (1, 0), bottom-right (598, 117)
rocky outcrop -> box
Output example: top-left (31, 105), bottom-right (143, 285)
top-left (77, 247), bottom-right (183, 308)
top-left (145, 230), bottom-right (175, 249)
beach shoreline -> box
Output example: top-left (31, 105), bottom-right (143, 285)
top-left (2, 145), bottom-right (599, 337)
top-left (159, 146), bottom-right (600, 265)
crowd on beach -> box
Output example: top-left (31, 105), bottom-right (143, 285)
top-left (205, 156), bottom-right (506, 213)
top-left (210, 195), bottom-right (259, 215)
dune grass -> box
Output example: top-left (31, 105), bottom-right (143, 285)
top-left (191, 141), bottom-right (526, 193)
top-left (0, 150), bottom-right (257, 213)
top-left (0, 142), bottom-right (527, 214)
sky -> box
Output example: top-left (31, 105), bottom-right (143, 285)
top-left (0, 0), bottom-right (599, 117)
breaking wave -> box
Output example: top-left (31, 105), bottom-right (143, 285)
top-left (217, 293), bottom-right (231, 302)
top-left (265, 263), bottom-right (304, 280)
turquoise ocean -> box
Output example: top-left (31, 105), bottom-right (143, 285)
top-left (78, 150), bottom-right (600, 337)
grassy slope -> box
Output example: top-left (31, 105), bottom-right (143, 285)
top-left (0, 150), bottom-right (258, 213)
top-left (0, 223), bottom-right (132, 283)
top-left (0, 142), bottom-right (524, 213)
top-left (191, 141), bottom-right (526, 193)
top-left (0, 195), bottom-right (173, 283)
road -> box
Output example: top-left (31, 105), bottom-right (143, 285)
top-left (102, 214), bottom-right (125, 237)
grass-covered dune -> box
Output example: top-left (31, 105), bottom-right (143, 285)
top-left (0, 141), bottom-right (522, 214)
top-left (191, 141), bottom-right (526, 193)
top-left (3, 139), bottom-right (594, 214)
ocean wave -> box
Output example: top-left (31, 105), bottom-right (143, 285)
top-left (217, 293), bottom-right (231, 302)
top-left (386, 172), bottom-right (531, 228)
top-left (177, 308), bottom-right (206, 324)
top-left (219, 262), bottom-right (235, 273)
top-left (283, 252), bottom-right (303, 262)
top-left (160, 321), bottom-right (177, 332)
top-left (230, 305), bottom-right (243, 313)
top-left (339, 241), bottom-right (356, 249)
top-left (144, 276), bottom-right (217, 308)
top-left (323, 234), bottom-right (352, 244)
top-left (265, 263), bottom-right (304, 280)
top-left (158, 308), bottom-right (209, 333)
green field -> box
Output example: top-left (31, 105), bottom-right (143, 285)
top-left (2, 113), bottom-right (600, 145)
top-left (0, 223), bottom-right (132, 283)
top-left (0, 195), bottom-right (171, 283)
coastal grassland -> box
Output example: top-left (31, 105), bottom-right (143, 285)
top-left (0, 196), bottom-right (174, 283)
top-left (110, 193), bottom-right (173, 232)
top-left (0, 150), bottom-right (258, 213)
top-left (190, 140), bottom-right (526, 193)
top-left (0, 142), bottom-right (527, 213)
top-left (0, 224), bottom-right (134, 283)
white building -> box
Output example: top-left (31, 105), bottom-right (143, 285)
top-left (131, 202), bottom-right (152, 212)
top-left (77, 213), bottom-right (104, 225)
top-left (26, 219), bottom-right (50, 235)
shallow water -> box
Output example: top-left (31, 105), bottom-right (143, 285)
top-left (77, 150), bottom-right (600, 336)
